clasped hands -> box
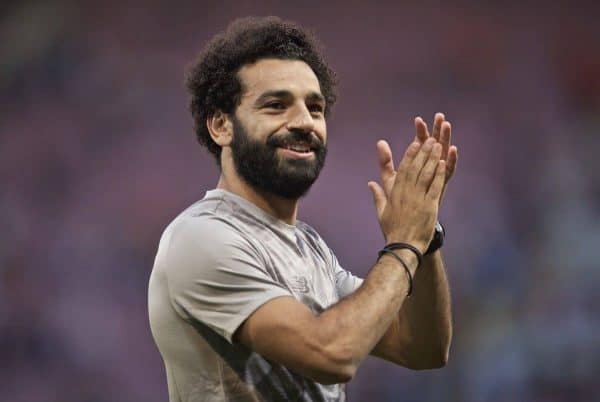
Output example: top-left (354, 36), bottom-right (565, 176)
top-left (368, 113), bottom-right (458, 253)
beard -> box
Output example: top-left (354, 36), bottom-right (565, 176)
top-left (229, 117), bottom-right (327, 200)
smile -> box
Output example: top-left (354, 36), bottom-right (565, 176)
top-left (278, 146), bottom-right (315, 159)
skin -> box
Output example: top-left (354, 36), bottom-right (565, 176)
top-left (368, 114), bottom-right (457, 368)
top-left (208, 58), bottom-right (327, 223)
top-left (206, 58), bottom-right (456, 384)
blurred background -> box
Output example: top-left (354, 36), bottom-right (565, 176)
top-left (2, 0), bottom-right (599, 401)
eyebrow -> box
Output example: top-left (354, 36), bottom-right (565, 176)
top-left (253, 90), bottom-right (325, 106)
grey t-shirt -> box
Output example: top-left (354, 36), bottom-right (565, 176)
top-left (148, 189), bottom-right (363, 402)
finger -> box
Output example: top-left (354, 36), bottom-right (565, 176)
top-left (368, 181), bottom-right (387, 217)
top-left (427, 160), bottom-right (446, 201)
top-left (417, 142), bottom-right (442, 190)
top-left (440, 121), bottom-right (452, 161)
top-left (431, 113), bottom-right (445, 141)
top-left (406, 137), bottom-right (435, 184)
top-left (446, 145), bottom-right (458, 180)
top-left (377, 140), bottom-right (395, 180)
top-left (395, 141), bottom-right (421, 184)
top-left (414, 117), bottom-right (429, 143)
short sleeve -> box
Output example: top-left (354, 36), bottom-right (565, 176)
top-left (165, 217), bottom-right (292, 343)
top-left (330, 250), bottom-right (363, 299)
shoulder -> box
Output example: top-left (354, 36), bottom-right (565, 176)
top-left (167, 214), bottom-right (261, 258)
top-left (159, 215), bottom-right (269, 288)
top-left (158, 193), bottom-right (254, 246)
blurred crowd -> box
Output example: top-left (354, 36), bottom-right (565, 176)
top-left (1, 1), bottom-right (599, 401)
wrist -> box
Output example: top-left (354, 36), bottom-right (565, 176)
top-left (391, 249), bottom-right (419, 276)
top-left (377, 250), bottom-right (417, 296)
top-left (384, 238), bottom-right (428, 254)
top-left (378, 247), bottom-right (419, 276)
top-left (424, 221), bottom-right (445, 255)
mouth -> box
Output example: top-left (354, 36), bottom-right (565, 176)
top-left (277, 142), bottom-right (316, 159)
top-left (284, 143), bottom-right (312, 153)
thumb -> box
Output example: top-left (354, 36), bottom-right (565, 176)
top-left (367, 181), bottom-right (387, 217)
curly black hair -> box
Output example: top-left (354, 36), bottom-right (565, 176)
top-left (185, 16), bottom-right (338, 165)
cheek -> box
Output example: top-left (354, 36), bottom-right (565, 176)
top-left (254, 117), bottom-right (288, 140)
top-left (236, 115), bottom-right (269, 141)
top-left (316, 122), bottom-right (327, 143)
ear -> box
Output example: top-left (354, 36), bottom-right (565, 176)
top-left (206, 110), bottom-right (233, 147)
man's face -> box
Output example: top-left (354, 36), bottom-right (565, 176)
top-left (229, 59), bottom-right (328, 199)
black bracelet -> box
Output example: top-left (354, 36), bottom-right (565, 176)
top-left (377, 249), bottom-right (413, 297)
top-left (383, 242), bottom-right (423, 267)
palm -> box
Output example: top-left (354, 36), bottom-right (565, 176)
top-left (375, 113), bottom-right (458, 209)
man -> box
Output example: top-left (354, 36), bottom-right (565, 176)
top-left (148, 16), bottom-right (458, 402)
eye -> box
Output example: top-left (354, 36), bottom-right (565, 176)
top-left (265, 101), bottom-right (285, 110)
top-left (308, 104), bottom-right (324, 115)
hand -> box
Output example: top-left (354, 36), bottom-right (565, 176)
top-left (368, 138), bottom-right (446, 253)
top-left (414, 113), bottom-right (458, 207)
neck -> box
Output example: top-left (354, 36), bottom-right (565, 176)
top-left (216, 165), bottom-right (299, 226)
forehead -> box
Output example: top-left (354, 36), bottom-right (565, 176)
top-left (237, 58), bottom-right (322, 100)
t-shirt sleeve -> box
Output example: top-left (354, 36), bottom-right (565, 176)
top-left (165, 217), bottom-right (293, 343)
top-left (330, 249), bottom-right (363, 299)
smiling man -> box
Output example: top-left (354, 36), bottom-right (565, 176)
top-left (148, 16), bottom-right (457, 402)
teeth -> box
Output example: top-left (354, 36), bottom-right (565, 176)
top-left (286, 144), bottom-right (310, 153)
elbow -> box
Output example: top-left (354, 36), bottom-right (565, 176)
top-left (312, 363), bottom-right (356, 385)
top-left (405, 348), bottom-right (449, 371)
top-left (310, 342), bottom-right (358, 384)
top-left (336, 365), bottom-right (357, 383)
top-left (405, 332), bottom-right (451, 370)
top-left (313, 350), bottom-right (357, 384)
top-left (438, 349), bottom-right (450, 368)
top-left (421, 352), bottom-right (449, 370)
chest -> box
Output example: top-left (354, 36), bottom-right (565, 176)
top-left (258, 233), bottom-right (339, 313)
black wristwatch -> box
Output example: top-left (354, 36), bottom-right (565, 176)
top-left (425, 221), bottom-right (445, 255)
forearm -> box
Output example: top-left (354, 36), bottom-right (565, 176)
top-left (316, 249), bottom-right (418, 369)
top-left (397, 250), bottom-right (452, 366)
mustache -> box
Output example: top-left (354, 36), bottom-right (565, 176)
top-left (266, 131), bottom-right (324, 150)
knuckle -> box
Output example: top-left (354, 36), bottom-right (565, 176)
top-left (411, 154), bottom-right (423, 165)
top-left (419, 168), bottom-right (434, 183)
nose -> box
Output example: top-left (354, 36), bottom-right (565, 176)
top-left (285, 104), bottom-right (315, 133)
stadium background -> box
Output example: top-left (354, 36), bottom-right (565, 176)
top-left (1, 1), bottom-right (599, 401)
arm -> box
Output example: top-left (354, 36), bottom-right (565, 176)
top-left (236, 139), bottom-right (446, 384)
top-left (371, 250), bottom-right (452, 369)
top-left (368, 114), bottom-right (457, 369)
top-left (235, 248), bottom-right (418, 384)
